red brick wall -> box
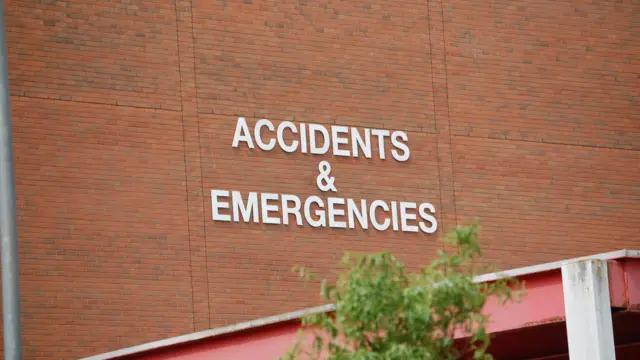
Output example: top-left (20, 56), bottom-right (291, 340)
top-left (4, 0), bottom-right (639, 358)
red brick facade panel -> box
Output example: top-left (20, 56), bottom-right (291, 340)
top-left (6, 0), bottom-right (181, 110)
top-left (453, 136), bottom-right (640, 270)
top-left (11, 98), bottom-right (193, 358)
top-left (444, 0), bottom-right (640, 149)
top-left (2, 0), bottom-right (639, 359)
top-left (192, 0), bottom-right (435, 132)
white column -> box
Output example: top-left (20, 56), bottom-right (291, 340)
top-left (561, 259), bottom-right (616, 360)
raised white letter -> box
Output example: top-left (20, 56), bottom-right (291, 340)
top-left (347, 199), bottom-right (368, 229)
top-left (211, 190), bottom-right (231, 221)
top-left (399, 202), bottom-right (419, 232)
top-left (232, 191), bottom-right (259, 223)
top-left (351, 128), bottom-right (372, 158)
top-left (255, 119), bottom-right (276, 151)
top-left (277, 121), bottom-right (299, 153)
top-left (391, 131), bottom-right (410, 162)
top-left (327, 197), bottom-right (347, 228)
top-left (390, 201), bottom-right (399, 231)
top-left (282, 194), bottom-right (303, 226)
top-left (331, 125), bottom-right (350, 157)
top-left (309, 124), bottom-right (330, 155)
top-left (231, 117), bottom-right (255, 149)
top-left (304, 196), bottom-right (326, 228)
top-left (371, 129), bottom-right (390, 160)
top-left (418, 203), bottom-right (438, 234)
top-left (300, 123), bottom-right (308, 153)
top-left (261, 193), bottom-right (281, 225)
top-left (369, 200), bottom-right (390, 231)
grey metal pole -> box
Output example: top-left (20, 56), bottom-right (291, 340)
top-left (0, 0), bottom-right (22, 358)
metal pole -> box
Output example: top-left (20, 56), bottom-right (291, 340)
top-left (0, 0), bottom-right (22, 358)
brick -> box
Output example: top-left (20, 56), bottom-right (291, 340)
top-left (11, 97), bottom-right (192, 359)
top-left (452, 136), bottom-right (640, 270)
top-left (5, 0), bottom-right (640, 358)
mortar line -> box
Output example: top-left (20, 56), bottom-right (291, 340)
top-left (188, 0), bottom-right (212, 329)
top-left (174, 0), bottom-right (198, 333)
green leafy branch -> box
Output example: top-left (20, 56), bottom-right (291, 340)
top-left (281, 223), bottom-right (523, 360)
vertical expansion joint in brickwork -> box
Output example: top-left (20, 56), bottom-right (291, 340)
top-left (427, 0), bottom-right (458, 243)
top-left (437, 0), bottom-right (458, 229)
top-left (441, 0), bottom-right (458, 229)
top-left (174, 0), bottom-right (211, 331)
top-left (173, 0), bottom-right (193, 333)
top-left (426, 0), bottom-right (444, 235)
top-left (190, 0), bottom-right (212, 330)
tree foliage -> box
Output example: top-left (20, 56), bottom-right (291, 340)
top-left (281, 223), bottom-right (522, 360)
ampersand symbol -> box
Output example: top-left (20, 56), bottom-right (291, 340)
top-left (316, 161), bottom-right (337, 192)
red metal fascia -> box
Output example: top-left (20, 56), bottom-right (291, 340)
top-left (608, 258), bottom-right (640, 310)
top-left (608, 260), bottom-right (628, 308)
top-left (136, 269), bottom-right (572, 359)
top-left (111, 256), bottom-right (640, 360)
top-left (134, 323), bottom-right (303, 360)
top-left (625, 260), bottom-right (640, 310)
top-left (455, 269), bottom-right (567, 338)
top-left (476, 257), bottom-right (640, 335)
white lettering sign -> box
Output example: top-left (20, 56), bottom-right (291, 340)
top-left (214, 117), bottom-right (438, 234)
top-left (231, 117), bottom-right (410, 162)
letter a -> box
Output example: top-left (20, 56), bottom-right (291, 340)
top-left (232, 117), bottom-right (255, 149)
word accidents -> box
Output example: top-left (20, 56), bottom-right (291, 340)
top-left (211, 117), bottom-right (438, 234)
top-left (232, 117), bottom-right (410, 161)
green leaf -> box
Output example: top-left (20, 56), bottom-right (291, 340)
top-left (284, 222), bottom-right (522, 360)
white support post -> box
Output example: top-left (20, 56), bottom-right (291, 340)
top-left (561, 259), bottom-right (616, 360)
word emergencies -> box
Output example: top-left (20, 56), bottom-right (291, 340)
top-left (211, 117), bottom-right (438, 234)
